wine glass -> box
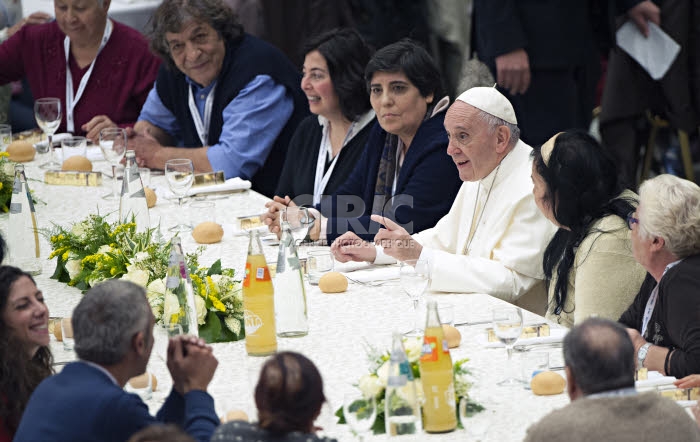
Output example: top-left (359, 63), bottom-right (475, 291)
top-left (492, 306), bottom-right (524, 386)
top-left (99, 128), bottom-right (127, 200)
top-left (165, 158), bottom-right (194, 232)
top-left (34, 97), bottom-right (62, 169)
top-left (0, 124), bottom-right (11, 152)
top-left (343, 391), bottom-right (377, 442)
top-left (400, 259), bottom-right (429, 337)
top-left (459, 396), bottom-right (489, 440)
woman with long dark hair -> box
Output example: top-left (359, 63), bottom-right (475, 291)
top-left (0, 266), bottom-right (53, 441)
top-left (531, 131), bottom-right (647, 327)
top-left (211, 351), bottom-right (335, 442)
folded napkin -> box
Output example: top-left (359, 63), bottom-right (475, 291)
top-left (479, 327), bottom-right (567, 348)
top-left (342, 266), bottom-right (400, 283)
top-left (33, 133), bottom-right (72, 149)
top-left (333, 261), bottom-right (373, 273)
top-left (154, 177), bottom-right (251, 199)
top-left (635, 371), bottom-right (677, 389)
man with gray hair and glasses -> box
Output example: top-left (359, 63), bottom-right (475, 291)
top-left (524, 317), bottom-right (700, 441)
top-left (14, 280), bottom-right (219, 442)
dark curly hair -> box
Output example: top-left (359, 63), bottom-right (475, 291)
top-left (0, 266), bottom-right (53, 435)
top-left (255, 352), bottom-right (325, 434)
top-left (532, 131), bottom-right (636, 317)
top-left (147, 0), bottom-right (244, 71)
top-left (301, 28), bottom-right (373, 121)
top-left (365, 38), bottom-right (444, 101)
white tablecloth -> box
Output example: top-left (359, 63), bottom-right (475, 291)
top-left (1, 150), bottom-right (573, 442)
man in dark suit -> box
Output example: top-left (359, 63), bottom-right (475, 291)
top-left (14, 280), bottom-right (219, 442)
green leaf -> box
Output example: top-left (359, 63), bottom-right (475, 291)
top-left (197, 311), bottom-right (222, 343)
top-left (335, 407), bottom-right (346, 424)
top-left (207, 259), bottom-right (222, 276)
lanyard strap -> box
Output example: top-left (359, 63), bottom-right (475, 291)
top-left (64, 19), bottom-right (113, 133)
top-left (187, 83), bottom-right (217, 146)
top-left (641, 285), bottom-right (659, 337)
top-left (312, 121), bottom-right (355, 205)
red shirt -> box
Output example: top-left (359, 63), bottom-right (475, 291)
top-left (0, 20), bottom-right (160, 135)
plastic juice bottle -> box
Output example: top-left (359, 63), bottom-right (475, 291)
top-left (242, 230), bottom-right (277, 356)
top-left (419, 301), bottom-right (457, 433)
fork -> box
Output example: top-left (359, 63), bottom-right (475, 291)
top-left (346, 276), bottom-right (399, 287)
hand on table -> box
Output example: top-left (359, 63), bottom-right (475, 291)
top-left (167, 335), bottom-right (218, 394)
top-left (331, 232), bottom-right (376, 263)
top-left (674, 375), bottom-right (700, 389)
top-left (82, 115), bottom-right (117, 143)
top-left (372, 215), bottom-right (422, 262)
top-left (128, 127), bottom-right (163, 169)
top-left (495, 48), bottom-right (530, 95)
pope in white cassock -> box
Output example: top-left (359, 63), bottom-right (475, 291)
top-left (331, 86), bottom-right (557, 312)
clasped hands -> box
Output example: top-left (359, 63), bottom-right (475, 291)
top-left (331, 215), bottom-right (422, 264)
top-left (166, 335), bottom-right (218, 395)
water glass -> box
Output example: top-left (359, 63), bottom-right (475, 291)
top-left (165, 158), bottom-right (194, 232)
top-left (307, 250), bottom-right (333, 285)
top-left (61, 136), bottom-right (87, 162)
top-left (492, 306), bottom-right (524, 386)
top-left (343, 391), bottom-right (377, 442)
top-left (138, 168), bottom-right (151, 187)
top-left (459, 396), bottom-right (489, 440)
top-left (521, 352), bottom-right (549, 388)
top-left (0, 124), bottom-right (11, 152)
top-left (190, 201), bottom-right (216, 227)
top-left (61, 317), bottom-right (74, 351)
top-left (99, 127), bottom-right (127, 200)
top-left (400, 259), bottom-right (429, 337)
top-left (34, 97), bottom-right (61, 169)
top-left (438, 301), bottom-right (454, 326)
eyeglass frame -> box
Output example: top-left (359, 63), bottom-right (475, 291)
top-left (626, 213), bottom-right (639, 230)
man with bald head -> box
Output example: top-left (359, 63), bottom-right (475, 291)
top-left (332, 86), bottom-right (556, 308)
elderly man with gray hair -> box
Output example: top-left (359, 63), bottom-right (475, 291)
top-left (14, 280), bottom-right (219, 442)
top-left (332, 86), bottom-right (556, 312)
top-left (619, 174), bottom-right (700, 378)
top-left (524, 317), bottom-right (700, 441)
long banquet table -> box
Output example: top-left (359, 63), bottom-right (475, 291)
top-left (0, 148), bottom-right (571, 441)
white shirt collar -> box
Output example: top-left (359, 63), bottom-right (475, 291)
top-left (316, 109), bottom-right (376, 146)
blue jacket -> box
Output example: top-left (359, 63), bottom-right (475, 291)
top-left (319, 110), bottom-right (461, 242)
top-left (14, 362), bottom-right (219, 442)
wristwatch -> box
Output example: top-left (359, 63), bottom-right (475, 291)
top-left (637, 343), bottom-right (652, 368)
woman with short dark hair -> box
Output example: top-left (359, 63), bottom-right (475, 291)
top-left (0, 266), bottom-right (53, 441)
top-left (274, 28), bottom-right (376, 204)
top-left (531, 130), bottom-right (646, 327)
top-left (211, 352), bottom-right (336, 442)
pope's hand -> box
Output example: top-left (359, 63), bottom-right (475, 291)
top-left (331, 232), bottom-right (376, 263)
top-left (371, 215), bottom-right (421, 262)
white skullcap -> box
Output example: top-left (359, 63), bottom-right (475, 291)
top-left (456, 86), bottom-right (517, 125)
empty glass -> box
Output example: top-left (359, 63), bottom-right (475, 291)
top-left (34, 97), bottom-right (62, 169)
top-left (307, 249), bottom-right (334, 285)
top-left (0, 124), bottom-right (11, 152)
top-left (61, 136), bottom-right (87, 163)
top-left (165, 158), bottom-right (194, 232)
top-left (99, 128), bottom-right (127, 200)
top-left (61, 317), bottom-right (74, 351)
top-left (343, 391), bottom-right (377, 442)
top-left (400, 259), bottom-right (429, 337)
top-left (492, 306), bottom-right (524, 386)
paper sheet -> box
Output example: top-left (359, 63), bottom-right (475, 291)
top-left (616, 21), bottom-right (680, 80)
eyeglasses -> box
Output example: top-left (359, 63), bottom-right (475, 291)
top-left (626, 214), bottom-right (639, 230)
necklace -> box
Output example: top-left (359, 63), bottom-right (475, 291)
top-left (463, 162), bottom-right (501, 255)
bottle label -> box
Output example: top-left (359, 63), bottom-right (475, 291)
top-left (421, 336), bottom-right (438, 362)
top-left (255, 266), bottom-right (271, 281)
top-left (442, 339), bottom-right (450, 354)
top-left (9, 203), bottom-right (21, 214)
top-left (243, 262), bottom-right (251, 287)
top-left (387, 374), bottom-right (407, 387)
top-left (166, 276), bottom-right (180, 289)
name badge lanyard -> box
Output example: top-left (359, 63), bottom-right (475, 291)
top-left (312, 121), bottom-right (355, 205)
top-left (64, 19), bottom-right (113, 133)
top-left (188, 83), bottom-right (217, 146)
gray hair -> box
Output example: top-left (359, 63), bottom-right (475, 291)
top-left (638, 174), bottom-right (700, 258)
top-left (475, 109), bottom-right (520, 148)
top-left (72, 280), bottom-right (152, 365)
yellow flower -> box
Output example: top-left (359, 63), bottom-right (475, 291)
top-left (0, 182), bottom-right (3, 191)
top-left (0, 152), bottom-right (9, 158)
top-left (206, 276), bottom-right (219, 296)
top-left (210, 296), bottom-right (226, 312)
top-left (62, 251), bottom-right (70, 261)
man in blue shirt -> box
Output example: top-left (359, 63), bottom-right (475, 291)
top-left (130, 0), bottom-right (308, 197)
top-left (14, 280), bottom-right (220, 442)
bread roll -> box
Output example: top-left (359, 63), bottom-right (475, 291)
top-left (61, 155), bottom-right (93, 172)
top-left (530, 371), bottom-right (566, 395)
top-left (318, 271), bottom-right (348, 293)
top-left (6, 140), bottom-right (36, 162)
top-left (442, 324), bottom-right (461, 348)
top-left (128, 372), bottom-right (157, 391)
top-left (192, 221), bottom-right (224, 244)
top-left (53, 320), bottom-right (63, 341)
top-left (144, 187), bottom-right (157, 208)
top-left (220, 410), bottom-right (249, 423)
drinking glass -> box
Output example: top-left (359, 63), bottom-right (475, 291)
top-left (0, 124), bottom-right (11, 152)
top-left (60, 136), bottom-right (87, 163)
top-left (400, 259), bottom-right (429, 337)
top-left (459, 396), bottom-right (489, 440)
top-left (165, 158), bottom-right (194, 232)
top-left (282, 206), bottom-right (313, 253)
top-left (307, 249), bottom-right (333, 285)
top-left (99, 128), bottom-right (127, 200)
top-left (61, 317), bottom-right (74, 351)
top-left (34, 97), bottom-right (62, 169)
top-left (343, 391), bottom-right (377, 442)
top-left (492, 306), bottom-right (524, 386)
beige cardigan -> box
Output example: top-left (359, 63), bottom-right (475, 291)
top-left (545, 197), bottom-right (647, 327)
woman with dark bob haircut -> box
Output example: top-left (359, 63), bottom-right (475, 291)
top-left (211, 352), bottom-right (336, 442)
top-left (0, 266), bottom-right (53, 440)
top-left (274, 28), bottom-right (376, 204)
top-left (531, 130), bottom-right (647, 327)
top-left (264, 39), bottom-right (461, 244)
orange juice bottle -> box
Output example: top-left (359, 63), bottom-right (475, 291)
top-left (419, 301), bottom-right (457, 433)
top-left (242, 230), bottom-right (277, 356)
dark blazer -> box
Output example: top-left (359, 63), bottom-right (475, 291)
top-left (274, 114), bottom-right (375, 203)
top-left (619, 254), bottom-right (700, 378)
top-left (14, 362), bottom-right (219, 442)
top-left (319, 110), bottom-right (462, 243)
